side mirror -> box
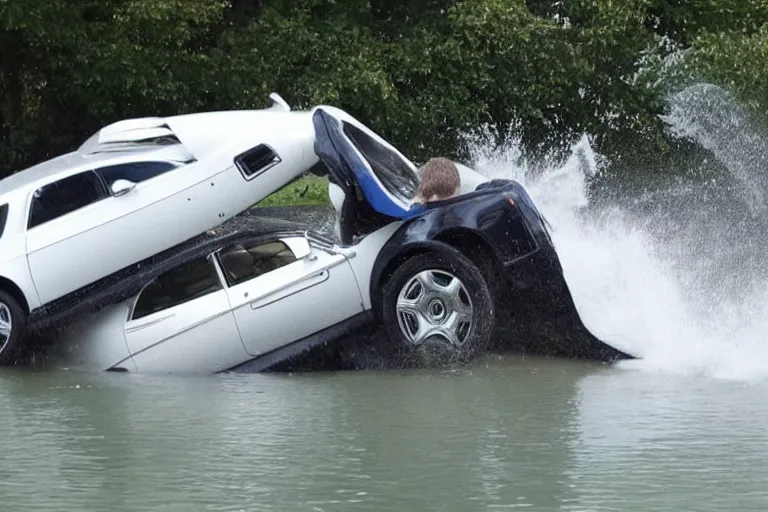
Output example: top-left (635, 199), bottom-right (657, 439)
top-left (111, 179), bottom-right (136, 197)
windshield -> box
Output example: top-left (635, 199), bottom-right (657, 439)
top-left (342, 121), bottom-right (419, 203)
top-left (0, 203), bottom-right (7, 240)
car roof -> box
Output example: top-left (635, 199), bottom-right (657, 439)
top-left (0, 145), bottom-right (193, 201)
top-left (0, 94), bottom-right (301, 202)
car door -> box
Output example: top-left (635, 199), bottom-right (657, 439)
top-left (122, 254), bottom-right (248, 374)
top-left (216, 235), bottom-right (364, 357)
top-left (311, 106), bottom-right (423, 245)
top-left (312, 106), bottom-right (420, 217)
top-left (24, 158), bottom-right (193, 305)
top-left (25, 169), bottom-right (115, 304)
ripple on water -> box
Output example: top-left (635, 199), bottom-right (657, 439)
top-left (1, 356), bottom-right (768, 511)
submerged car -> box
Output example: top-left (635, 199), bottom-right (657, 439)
top-left (38, 101), bottom-right (632, 374)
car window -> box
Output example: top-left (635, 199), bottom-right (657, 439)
top-left (0, 203), bottom-right (7, 239)
top-left (131, 256), bottom-right (222, 320)
top-left (342, 122), bottom-right (419, 203)
top-left (218, 240), bottom-right (297, 286)
top-left (96, 161), bottom-right (179, 189)
top-left (29, 171), bottom-right (108, 229)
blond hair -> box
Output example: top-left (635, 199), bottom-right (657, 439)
top-left (412, 157), bottom-right (460, 204)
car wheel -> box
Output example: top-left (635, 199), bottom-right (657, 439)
top-left (381, 243), bottom-right (495, 366)
top-left (0, 291), bottom-right (27, 365)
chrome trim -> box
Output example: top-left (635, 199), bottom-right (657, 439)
top-left (122, 308), bottom-right (235, 360)
top-left (209, 252), bottom-right (231, 290)
top-left (249, 269), bottom-right (330, 311)
top-left (125, 313), bottom-right (176, 333)
top-left (304, 230), bottom-right (357, 259)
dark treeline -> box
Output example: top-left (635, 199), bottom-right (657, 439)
top-left (1, 0), bottom-right (765, 179)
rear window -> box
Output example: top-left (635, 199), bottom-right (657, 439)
top-left (0, 203), bottom-right (7, 239)
top-left (342, 122), bottom-right (419, 203)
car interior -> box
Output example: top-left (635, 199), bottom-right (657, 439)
top-left (218, 242), bottom-right (298, 286)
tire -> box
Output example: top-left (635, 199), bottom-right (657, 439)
top-left (0, 290), bottom-right (27, 365)
top-left (381, 243), bottom-right (496, 367)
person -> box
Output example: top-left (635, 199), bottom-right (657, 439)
top-left (410, 157), bottom-right (461, 206)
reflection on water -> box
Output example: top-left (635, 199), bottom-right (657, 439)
top-left (1, 356), bottom-right (766, 511)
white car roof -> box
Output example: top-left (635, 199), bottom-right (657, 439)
top-left (0, 144), bottom-right (192, 202)
top-left (0, 93), bottom-right (301, 203)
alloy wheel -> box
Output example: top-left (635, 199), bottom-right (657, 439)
top-left (395, 269), bottom-right (473, 347)
top-left (0, 302), bottom-right (13, 352)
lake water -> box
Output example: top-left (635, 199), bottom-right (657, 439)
top-left (2, 355), bottom-right (767, 511)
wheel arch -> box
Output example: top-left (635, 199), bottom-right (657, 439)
top-left (0, 276), bottom-right (30, 314)
top-left (432, 228), bottom-right (504, 280)
top-left (370, 228), bottom-right (504, 317)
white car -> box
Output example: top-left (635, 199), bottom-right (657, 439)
top-left (0, 94), bottom-right (337, 363)
top-left (38, 101), bottom-right (632, 374)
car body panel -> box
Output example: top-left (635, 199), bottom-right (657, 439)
top-left (124, 287), bottom-right (239, 356)
top-left (225, 251), bottom-right (363, 357)
top-left (0, 195), bottom-right (40, 309)
top-left (340, 221), bottom-right (402, 310)
top-left (50, 300), bottom-right (136, 372)
top-left (125, 289), bottom-right (247, 375)
top-left (369, 179), bottom-right (557, 300)
top-left (27, 162), bottom-right (242, 305)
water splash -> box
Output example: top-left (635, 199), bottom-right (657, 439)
top-left (661, 83), bottom-right (768, 214)
top-left (463, 84), bottom-right (768, 383)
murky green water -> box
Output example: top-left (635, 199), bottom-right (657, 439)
top-left (1, 355), bottom-right (767, 511)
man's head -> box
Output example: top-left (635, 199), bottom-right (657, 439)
top-left (412, 157), bottom-right (461, 204)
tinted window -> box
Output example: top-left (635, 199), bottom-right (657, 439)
top-left (96, 161), bottom-right (179, 189)
top-left (0, 203), bottom-right (7, 239)
top-left (218, 240), bottom-right (297, 286)
top-left (235, 144), bottom-right (281, 179)
top-left (131, 256), bottom-right (222, 320)
top-left (342, 122), bottom-right (419, 202)
top-left (29, 171), bottom-right (108, 228)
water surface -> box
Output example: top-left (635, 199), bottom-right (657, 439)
top-left (2, 356), bottom-right (766, 511)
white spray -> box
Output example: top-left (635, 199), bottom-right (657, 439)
top-left (464, 84), bottom-right (768, 383)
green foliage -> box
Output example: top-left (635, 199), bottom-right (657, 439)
top-left (689, 25), bottom-right (768, 112)
top-left (0, 0), bottom-right (766, 182)
top-left (257, 174), bottom-right (330, 207)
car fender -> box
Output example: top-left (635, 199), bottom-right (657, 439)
top-left (368, 189), bottom-right (541, 315)
top-left (0, 256), bottom-right (38, 313)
